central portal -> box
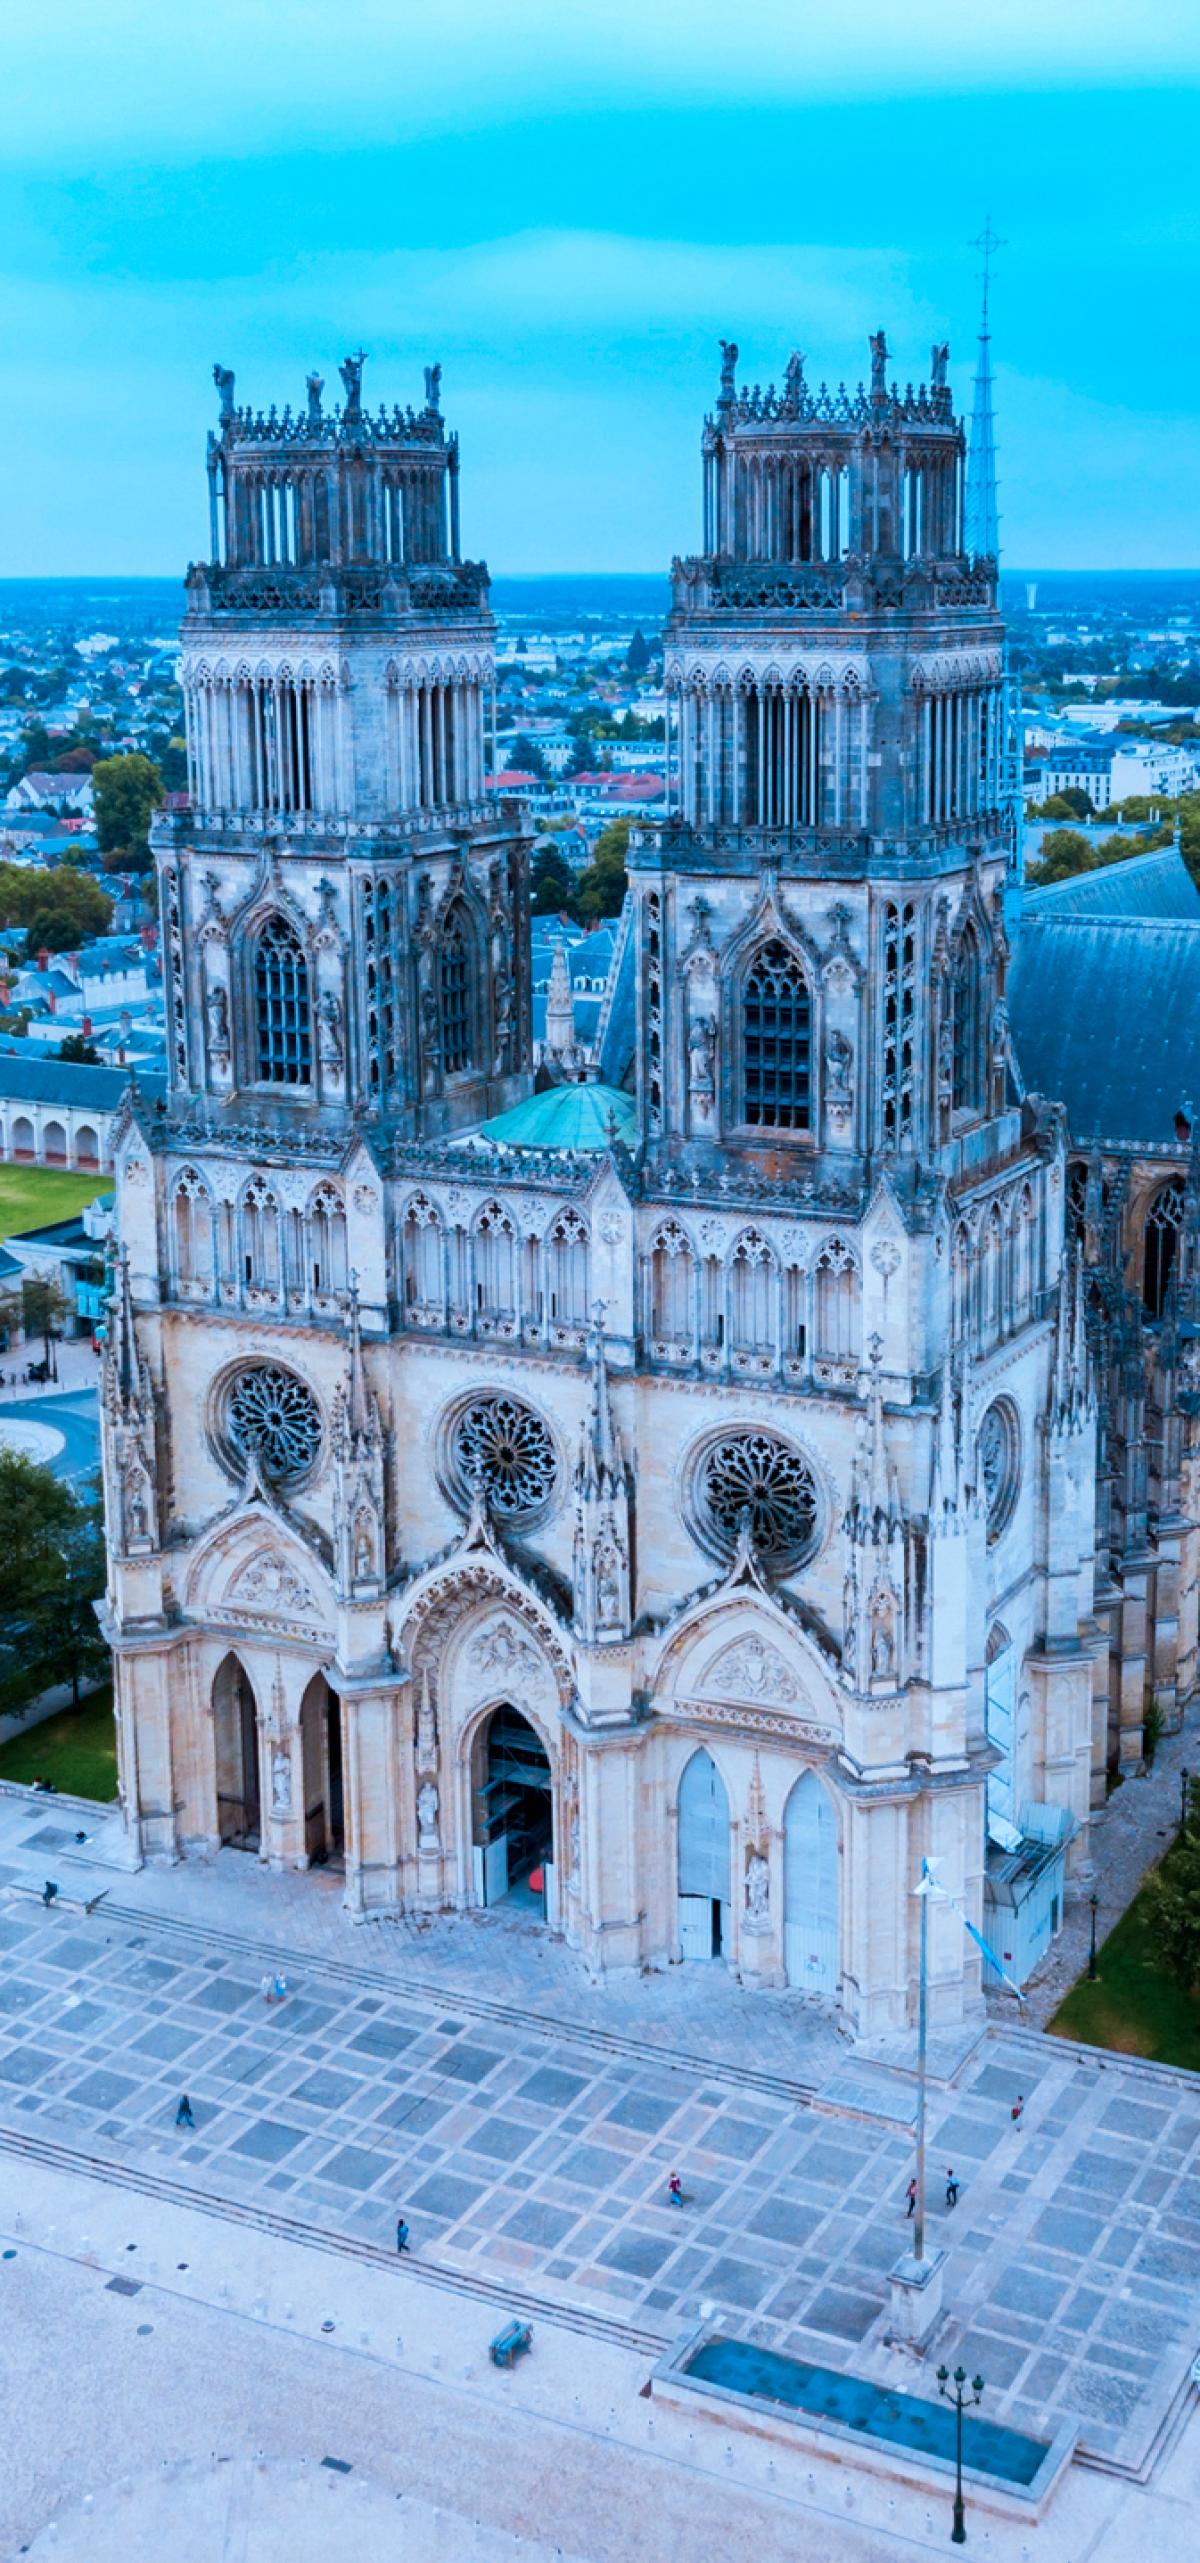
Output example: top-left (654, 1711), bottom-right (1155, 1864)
top-left (475, 1704), bottom-right (554, 1917)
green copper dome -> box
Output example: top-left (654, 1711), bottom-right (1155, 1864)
top-left (479, 1081), bottom-right (637, 1152)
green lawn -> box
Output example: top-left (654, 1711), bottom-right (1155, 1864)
top-left (1049, 1854), bottom-right (1200, 2071)
top-left (0, 1162), bottom-right (113, 1242)
top-left (0, 1685), bottom-right (119, 1801)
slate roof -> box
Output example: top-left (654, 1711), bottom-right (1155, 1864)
top-left (0, 1055), bottom-right (133, 1109)
top-left (1009, 916), bottom-right (1200, 1149)
top-left (1023, 849), bottom-right (1200, 923)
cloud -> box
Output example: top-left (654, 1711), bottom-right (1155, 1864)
top-left (8, 2), bottom-right (1199, 168)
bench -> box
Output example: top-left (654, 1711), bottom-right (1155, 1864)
top-left (490, 2318), bottom-right (532, 2369)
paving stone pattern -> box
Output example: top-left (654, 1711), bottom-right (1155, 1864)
top-left (1, 1888), bottom-right (1197, 2473)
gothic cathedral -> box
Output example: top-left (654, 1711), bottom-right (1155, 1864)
top-left (102, 338), bottom-right (1097, 2036)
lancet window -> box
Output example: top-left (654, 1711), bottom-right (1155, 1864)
top-left (474, 1201), bottom-right (517, 1328)
top-left (440, 907), bottom-right (474, 1075)
top-left (402, 1194), bottom-right (444, 1312)
top-left (241, 1178), bottom-right (282, 1298)
top-left (814, 1239), bottom-right (860, 1367)
top-left (649, 1222), bottom-right (694, 1351)
top-left (882, 900), bottom-right (916, 1147)
top-left (172, 1168), bottom-right (214, 1296)
top-left (741, 939), bottom-right (811, 1131)
top-left (254, 915), bottom-right (311, 1085)
top-left (728, 1230), bottom-right (777, 1356)
top-left (309, 1185), bottom-right (348, 1299)
top-left (546, 1210), bottom-right (589, 1331)
top-left (1144, 1181), bottom-right (1184, 1320)
top-left (950, 925), bottom-right (983, 1115)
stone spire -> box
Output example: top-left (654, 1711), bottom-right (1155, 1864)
top-left (964, 219), bottom-right (1002, 565)
top-left (100, 1251), bottom-right (159, 1555)
top-left (1049, 1243), bottom-right (1092, 1438)
top-left (543, 934), bottom-right (577, 1077)
top-left (331, 1280), bottom-right (387, 1600)
top-left (572, 1306), bottom-right (632, 1642)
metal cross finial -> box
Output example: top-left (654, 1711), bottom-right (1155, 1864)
top-left (969, 218), bottom-right (1006, 334)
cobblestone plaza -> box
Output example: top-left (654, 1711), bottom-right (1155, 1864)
top-left (2, 1794), bottom-right (1198, 2501)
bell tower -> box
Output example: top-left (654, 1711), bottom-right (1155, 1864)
top-left (154, 353), bottom-right (533, 1140)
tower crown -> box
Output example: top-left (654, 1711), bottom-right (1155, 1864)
top-left (200, 352), bottom-right (474, 607)
top-left (694, 331), bottom-right (969, 588)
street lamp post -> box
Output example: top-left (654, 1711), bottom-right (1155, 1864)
top-left (937, 2364), bottom-right (984, 2546)
top-left (1087, 1892), bottom-right (1099, 1981)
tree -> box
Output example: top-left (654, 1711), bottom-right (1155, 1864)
top-left (0, 1452), bottom-right (108, 1718)
top-left (1144, 1779), bottom-right (1200, 1991)
top-left (573, 819), bottom-right (630, 924)
top-left (1027, 828), bottom-right (1097, 887)
top-left (1030, 789), bottom-right (1094, 821)
top-left (0, 1274), bottom-right (71, 1376)
top-left (507, 733), bottom-right (550, 783)
top-left (92, 752), bottom-right (164, 864)
top-left (531, 848), bottom-right (575, 915)
top-left (57, 1033), bottom-right (102, 1064)
top-left (0, 859), bottom-right (113, 946)
top-left (626, 628), bottom-right (651, 677)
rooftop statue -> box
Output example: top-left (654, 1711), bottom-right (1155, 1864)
top-left (930, 341), bottom-right (950, 391)
top-left (213, 363), bottom-right (236, 424)
top-left (306, 371), bottom-right (324, 426)
top-left (718, 338), bottom-right (739, 403)
top-left (339, 351), bottom-right (366, 423)
top-left (869, 330), bottom-right (889, 400)
top-left (424, 362), bottom-right (442, 415)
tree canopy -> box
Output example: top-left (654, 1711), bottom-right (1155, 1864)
top-left (57, 1032), bottom-right (102, 1064)
top-left (1144, 1779), bottom-right (1200, 1992)
top-left (92, 752), bottom-right (164, 868)
top-left (0, 1452), bottom-right (108, 1717)
top-left (0, 859), bottom-right (113, 952)
top-left (506, 733), bottom-right (550, 782)
top-left (572, 819), bottom-right (630, 924)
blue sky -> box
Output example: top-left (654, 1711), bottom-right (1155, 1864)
top-left (3, 2), bottom-right (1198, 574)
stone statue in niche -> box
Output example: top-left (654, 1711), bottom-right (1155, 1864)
top-left (417, 1779), bottom-right (439, 1847)
top-left (122, 1462), bottom-right (149, 1545)
top-left (319, 991), bottom-right (344, 1072)
top-left (206, 982), bottom-right (230, 1060)
top-left (870, 1581), bottom-right (897, 1681)
top-left (937, 1017), bottom-right (954, 1111)
top-left (420, 983), bottom-right (440, 1082)
top-left (745, 1850), bottom-right (770, 1924)
top-left (595, 1533), bottom-right (624, 1629)
top-left (493, 961), bottom-right (513, 1071)
top-left (352, 1514), bottom-right (374, 1582)
top-left (688, 1014), bottom-right (717, 1117)
top-left (842, 1573), bottom-right (858, 1678)
top-left (824, 1027), bottom-right (852, 1099)
top-left (271, 1747), bottom-right (292, 1813)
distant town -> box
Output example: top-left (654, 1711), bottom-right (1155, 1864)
top-left (1, 565), bottom-right (1199, 1339)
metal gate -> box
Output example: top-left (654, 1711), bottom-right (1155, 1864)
top-left (677, 1750), bottom-right (731, 1961)
top-left (783, 1771), bottom-right (839, 1994)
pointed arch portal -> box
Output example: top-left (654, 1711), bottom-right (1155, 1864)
top-left (213, 1653), bottom-right (260, 1848)
top-left (783, 1771), bottom-right (839, 1994)
top-left (473, 1704), bottom-right (553, 1915)
top-left (677, 1749), bottom-right (731, 1960)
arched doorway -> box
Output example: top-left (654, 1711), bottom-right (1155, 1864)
top-left (213, 1654), bottom-right (260, 1848)
top-left (299, 1671), bottom-right (344, 1864)
top-left (677, 1748), bottom-right (730, 1960)
top-left (473, 1704), bottom-right (553, 1914)
top-left (43, 1119), bottom-right (67, 1166)
top-left (783, 1771), bottom-right (839, 1994)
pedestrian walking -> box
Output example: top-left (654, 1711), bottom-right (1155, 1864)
top-left (945, 2168), bottom-right (959, 2209)
top-left (175, 2094), bottom-right (195, 2130)
top-left (905, 2177), bottom-right (917, 2220)
top-left (1010, 2094), bottom-right (1024, 2126)
top-left (667, 2173), bottom-right (684, 2207)
top-left (395, 2217), bottom-right (410, 2255)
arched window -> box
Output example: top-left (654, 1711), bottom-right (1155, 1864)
top-left (650, 1221), bottom-right (694, 1349)
top-left (1066, 1161), bottom-right (1088, 1247)
top-left (951, 926), bottom-right (983, 1114)
top-left (741, 939), bottom-right (811, 1131)
top-left (402, 1193), bottom-right (443, 1309)
top-left (546, 1209), bottom-right (589, 1330)
top-left (728, 1228), bottom-right (776, 1355)
top-left (172, 1167), bottom-right (214, 1293)
top-left (1144, 1180), bottom-right (1184, 1319)
top-left (241, 1176), bottom-right (281, 1296)
top-left (475, 1200), bottom-right (516, 1326)
top-left (309, 1185), bottom-right (348, 1298)
top-left (254, 915), bottom-right (311, 1085)
top-left (814, 1238), bottom-right (860, 1365)
top-left (440, 906), bottom-right (474, 1075)
top-left (982, 1201), bottom-right (1005, 1337)
top-left (951, 1221), bottom-right (972, 1339)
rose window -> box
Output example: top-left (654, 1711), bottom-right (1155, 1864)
top-left (223, 1362), bottom-right (322, 1487)
top-left (977, 1398), bottom-right (1020, 1544)
top-left (449, 1392), bottom-right (558, 1523)
top-left (693, 1428), bottom-right (820, 1572)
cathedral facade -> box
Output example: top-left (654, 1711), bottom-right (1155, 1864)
top-left (101, 339), bottom-right (1098, 2037)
